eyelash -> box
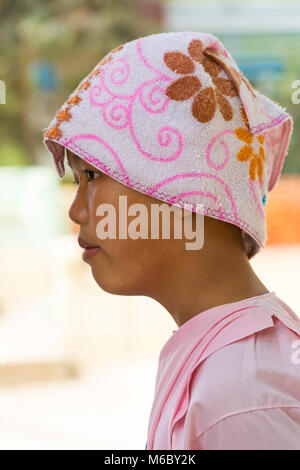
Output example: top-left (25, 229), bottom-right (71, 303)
top-left (72, 170), bottom-right (100, 186)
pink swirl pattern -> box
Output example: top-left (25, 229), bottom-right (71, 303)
top-left (88, 38), bottom-right (183, 162)
top-left (205, 130), bottom-right (234, 170)
top-left (148, 172), bottom-right (238, 222)
top-left (64, 133), bottom-right (130, 182)
top-left (171, 190), bottom-right (224, 217)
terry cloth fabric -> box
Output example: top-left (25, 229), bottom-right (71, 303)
top-left (42, 31), bottom-right (293, 258)
top-left (146, 292), bottom-right (300, 450)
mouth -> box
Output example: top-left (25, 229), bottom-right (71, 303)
top-left (78, 237), bottom-right (102, 262)
top-left (82, 246), bottom-right (102, 262)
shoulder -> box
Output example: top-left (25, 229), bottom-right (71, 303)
top-left (185, 317), bottom-right (300, 434)
top-left (192, 406), bottom-right (300, 449)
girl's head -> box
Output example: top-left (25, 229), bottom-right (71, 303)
top-left (43, 31), bottom-right (293, 274)
top-left (67, 148), bottom-right (248, 297)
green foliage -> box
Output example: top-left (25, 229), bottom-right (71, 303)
top-left (0, 0), bottom-right (163, 166)
top-left (0, 141), bottom-right (28, 166)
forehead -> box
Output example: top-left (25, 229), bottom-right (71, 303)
top-left (66, 149), bottom-right (94, 170)
top-left (66, 149), bottom-right (80, 165)
top-left (65, 149), bottom-right (109, 178)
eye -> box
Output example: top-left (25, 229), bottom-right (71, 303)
top-left (84, 169), bottom-right (101, 182)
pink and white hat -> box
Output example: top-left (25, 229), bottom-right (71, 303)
top-left (42, 31), bottom-right (293, 258)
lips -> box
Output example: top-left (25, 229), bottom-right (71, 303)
top-left (82, 246), bottom-right (101, 261)
top-left (78, 237), bottom-right (101, 262)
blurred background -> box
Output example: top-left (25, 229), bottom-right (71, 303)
top-left (0, 0), bottom-right (300, 450)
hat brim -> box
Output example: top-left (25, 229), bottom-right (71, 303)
top-left (252, 90), bottom-right (293, 193)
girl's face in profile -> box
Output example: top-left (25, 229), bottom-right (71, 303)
top-left (65, 149), bottom-right (261, 327)
top-left (66, 150), bottom-right (183, 297)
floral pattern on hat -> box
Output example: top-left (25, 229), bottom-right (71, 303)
top-left (235, 108), bottom-right (266, 183)
top-left (164, 39), bottom-right (238, 123)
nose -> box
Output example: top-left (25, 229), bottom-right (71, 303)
top-left (68, 187), bottom-right (88, 226)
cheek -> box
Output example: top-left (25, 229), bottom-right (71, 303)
top-left (87, 185), bottom-right (131, 254)
top-left (86, 182), bottom-right (164, 289)
top-left (96, 236), bottom-right (144, 271)
top-left (87, 183), bottom-right (114, 246)
top-left (89, 239), bottom-right (151, 295)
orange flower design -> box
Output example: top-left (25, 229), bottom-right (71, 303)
top-left (235, 108), bottom-right (266, 183)
top-left (164, 39), bottom-right (239, 123)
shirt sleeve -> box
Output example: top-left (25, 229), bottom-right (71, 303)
top-left (192, 406), bottom-right (300, 450)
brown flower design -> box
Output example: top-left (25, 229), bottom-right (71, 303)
top-left (164, 39), bottom-right (239, 123)
top-left (235, 107), bottom-right (266, 183)
top-left (228, 66), bottom-right (257, 99)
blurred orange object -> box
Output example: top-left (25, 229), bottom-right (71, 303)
top-left (266, 175), bottom-right (300, 245)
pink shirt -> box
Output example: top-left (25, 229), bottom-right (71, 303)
top-left (146, 292), bottom-right (300, 450)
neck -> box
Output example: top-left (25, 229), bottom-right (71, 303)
top-left (149, 246), bottom-right (269, 328)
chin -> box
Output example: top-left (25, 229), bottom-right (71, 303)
top-left (90, 268), bottom-right (139, 296)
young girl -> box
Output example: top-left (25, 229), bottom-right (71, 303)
top-left (43, 32), bottom-right (300, 450)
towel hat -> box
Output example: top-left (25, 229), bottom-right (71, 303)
top-left (42, 31), bottom-right (293, 258)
